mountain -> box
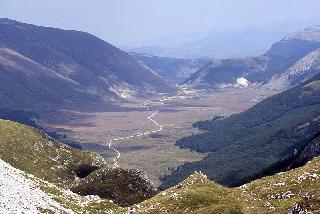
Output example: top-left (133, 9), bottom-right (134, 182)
top-left (0, 18), bottom-right (175, 110)
top-left (174, 28), bottom-right (289, 59)
top-left (185, 26), bottom-right (320, 90)
top-left (160, 73), bottom-right (320, 190)
top-left (130, 53), bottom-right (210, 83)
top-left (127, 26), bottom-right (292, 59)
top-left (0, 119), bottom-right (156, 207)
top-left (265, 48), bottom-right (320, 90)
top-left (183, 56), bottom-right (282, 88)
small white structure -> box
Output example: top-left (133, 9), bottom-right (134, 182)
top-left (236, 77), bottom-right (249, 87)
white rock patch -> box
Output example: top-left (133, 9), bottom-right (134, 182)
top-left (0, 159), bottom-right (73, 214)
top-left (236, 77), bottom-right (249, 87)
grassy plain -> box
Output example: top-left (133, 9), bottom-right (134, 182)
top-left (42, 88), bottom-right (275, 185)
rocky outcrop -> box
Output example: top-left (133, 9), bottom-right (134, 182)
top-left (71, 167), bottom-right (157, 207)
top-left (290, 132), bottom-right (320, 168)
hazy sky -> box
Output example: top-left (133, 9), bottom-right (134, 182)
top-left (1, 0), bottom-right (320, 46)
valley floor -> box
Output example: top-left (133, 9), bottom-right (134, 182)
top-left (40, 87), bottom-right (276, 185)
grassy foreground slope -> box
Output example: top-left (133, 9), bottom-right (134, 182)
top-left (136, 156), bottom-right (320, 214)
top-left (0, 119), bottom-right (156, 207)
top-left (0, 119), bottom-right (105, 186)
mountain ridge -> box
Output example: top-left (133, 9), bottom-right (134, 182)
top-left (185, 26), bottom-right (320, 90)
top-left (0, 18), bottom-right (176, 111)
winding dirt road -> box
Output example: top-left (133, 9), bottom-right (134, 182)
top-left (108, 88), bottom-right (192, 167)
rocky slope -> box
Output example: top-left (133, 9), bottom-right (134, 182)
top-left (0, 158), bottom-right (124, 214)
top-left (0, 119), bottom-right (156, 207)
top-left (185, 26), bottom-right (320, 90)
top-left (265, 48), bottom-right (320, 90)
top-left (135, 156), bottom-right (320, 213)
top-left (0, 18), bottom-right (175, 110)
top-left (0, 159), bottom-right (74, 214)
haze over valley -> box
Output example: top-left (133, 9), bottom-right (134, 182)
top-left (1, 1), bottom-right (320, 213)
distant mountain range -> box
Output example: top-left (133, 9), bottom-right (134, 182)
top-left (0, 18), bottom-right (175, 110)
top-left (185, 26), bottom-right (320, 90)
top-left (126, 25), bottom-right (299, 59)
top-left (160, 72), bottom-right (320, 189)
top-left (130, 53), bottom-right (210, 84)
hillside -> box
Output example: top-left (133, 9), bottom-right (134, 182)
top-left (0, 159), bottom-right (75, 213)
top-left (160, 73), bottom-right (320, 189)
top-left (135, 156), bottom-right (320, 213)
top-left (265, 48), bottom-right (320, 90)
top-left (0, 118), bottom-right (319, 213)
top-left (0, 18), bottom-right (175, 110)
top-left (0, 158), bottom-right (128, 214)
top-left (0, 47), bottom-right (101, 109)
top-left (130, 53), bottom-right (210, 83)
top-left (291, 132), bottom-right (320, 168)
top-left (2, 139), bottom-right (319, 213)
top-left (185, 26), bottom-right (320, 90)
top-left (0, 119), bottom-right (156, 207)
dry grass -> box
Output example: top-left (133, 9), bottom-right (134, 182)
top-left (135, 156), bottom-right (320, 214)
top-left (42, 88), bottom-right (275, 185)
